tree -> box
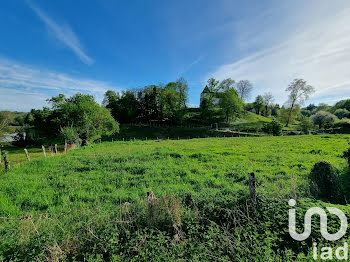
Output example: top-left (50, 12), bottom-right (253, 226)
top-left (236, 80), bottom-right (253, 101)
top-left (175, 77), bottom-right (188, 109)
top-left (278, 105), bottom-right (300, 126)
top-left (300, 115), bottom-right (312, 134)
top-left (218, 78), bottom-right (235, 92)
top-left (253, 95), bottom-right (264, 115)
top-left (334, 109), bottom-right (350, 119)
top-left (0, 112), bottom-right (11, 141)
top-left (310, 111), bottom-right (337, 129)
top-left (333, 99), bottom-right (350, 112)
top-left (219, 88), bottom-right (243, 124)
top-left (30, 93), bottom-right (119, 145)
top-left (262, 92), bottom-right (274, 116)
top-left (285, 79), bottom-right (315, 127)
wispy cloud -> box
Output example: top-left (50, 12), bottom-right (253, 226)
top-left (26, 0), bottom-right (93, 65)
top-left (0, 57), bottom-right (119, 111)
top-left (210, 1), bottom-right (350, 105)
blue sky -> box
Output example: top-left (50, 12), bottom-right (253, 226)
top-left (1, 0), bottom-right (350, 111)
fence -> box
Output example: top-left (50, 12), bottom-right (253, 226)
top-left (0, 143), bottom-right (74, 172)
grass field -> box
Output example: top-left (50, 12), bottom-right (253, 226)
top-left (1, 135), bottom-right (350, 260)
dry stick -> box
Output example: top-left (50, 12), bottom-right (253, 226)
top-left (24, 149), bottom-right (30, 161)
top-left (3, 152), bottom-right (10, 171)
top-left (0, 149), bottom-right (2, 164)
top-left (42, 145), bottom-right (47, 157)
top-left (55, 144), bottom-right (58, 154)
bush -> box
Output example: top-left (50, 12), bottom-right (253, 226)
top-left (309, 161), bottom-right (341, 203)
top-left (263, 120), bottom-right (283, 136)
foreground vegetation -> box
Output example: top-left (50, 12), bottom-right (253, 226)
top-left (1, 135), bottom-right (350, 261)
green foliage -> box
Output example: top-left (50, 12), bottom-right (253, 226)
top-left (60, 126), bottom-right (82, 146)
top-left (253, 95), bottom-right (264, 115)
top-left (28, 93), bottom-right (118, 144)
top-left (343, 143), bottom-right (350, 167)
top-left (333, 99), bottom-right (350, 112)
top-left (309, 161), bottom-right (341, 203)
top-left (300, 115), bottom-right (313, 134)
top-left (218, 88), bottom-right (243, 123)
top-left (278, 106), bottom-right (300, 126)
top-left (104, 78), bottom-right (188, 124)
top-left (310, 111), bottom-right (337, 129)
top-left (334, 108), bottom-right (350, 119)
top-left (263, 120), bottom-right (283, 136)
top-left (0, 112), bottom-right (11, 140)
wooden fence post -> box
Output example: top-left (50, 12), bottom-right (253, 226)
top-left (147, 191), bottom-right (156, 222)
top-left (24, 149), bottom-right (30, 161)
top-left (0, 149), bottom-right (2, 164)
top-left (3, 152), bottom-right (10, 171)
top-left (55, 144), bottom-right (58, 154)
top-left (178, 136), bottom-right (179, 140)
top-left (64, 142), bottom-right (67, 154)
top-left (249, 172), bottom-right (257, 204)
top-left (42, 145), bottom-right (47, 157)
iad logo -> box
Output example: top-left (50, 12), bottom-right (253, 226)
top-left (288, 199), bottom-right (348, 260)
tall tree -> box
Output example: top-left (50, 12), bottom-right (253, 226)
top-left (236, 80), bottom-right (253, 101)
top-left (253, 95), bottom-right (265, 115)
top-left (219, 88), bottom-right (243, 124)
top-left (285, 79), bottom-right (315, 127)
top-left (262, 92), bottom-right (274, 116)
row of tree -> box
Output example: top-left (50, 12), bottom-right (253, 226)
top-left (103, 78), bottom-right (188, 124)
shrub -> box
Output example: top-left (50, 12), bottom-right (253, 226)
top-left (263, 120), bottom-right (283, 136)
top-left (309, 161), bottom-right (341, 203)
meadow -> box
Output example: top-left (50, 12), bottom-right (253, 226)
top-left (1, 135), bottom-right (350, 261)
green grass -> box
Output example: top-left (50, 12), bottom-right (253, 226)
top-left (230, 112), bottom-right (272, 131)
top-left (1, 135), bottom-right (350, 260)
top-left (0, 144), bottom-right (65, 172)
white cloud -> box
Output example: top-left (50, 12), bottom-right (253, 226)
top-left (0, 57), bottom-right (120, 111)
top-left (27, 0), bottom-right (93, 65)
top-left (210, 2), bottom-right (350, 106)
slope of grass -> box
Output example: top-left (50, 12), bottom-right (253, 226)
top-left (0, 135), bottom-right (350, 260)
top-left (231, 112), bottom-right (272, 131)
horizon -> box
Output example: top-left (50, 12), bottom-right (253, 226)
top-left (1, 0), bottom-right (350, 111)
